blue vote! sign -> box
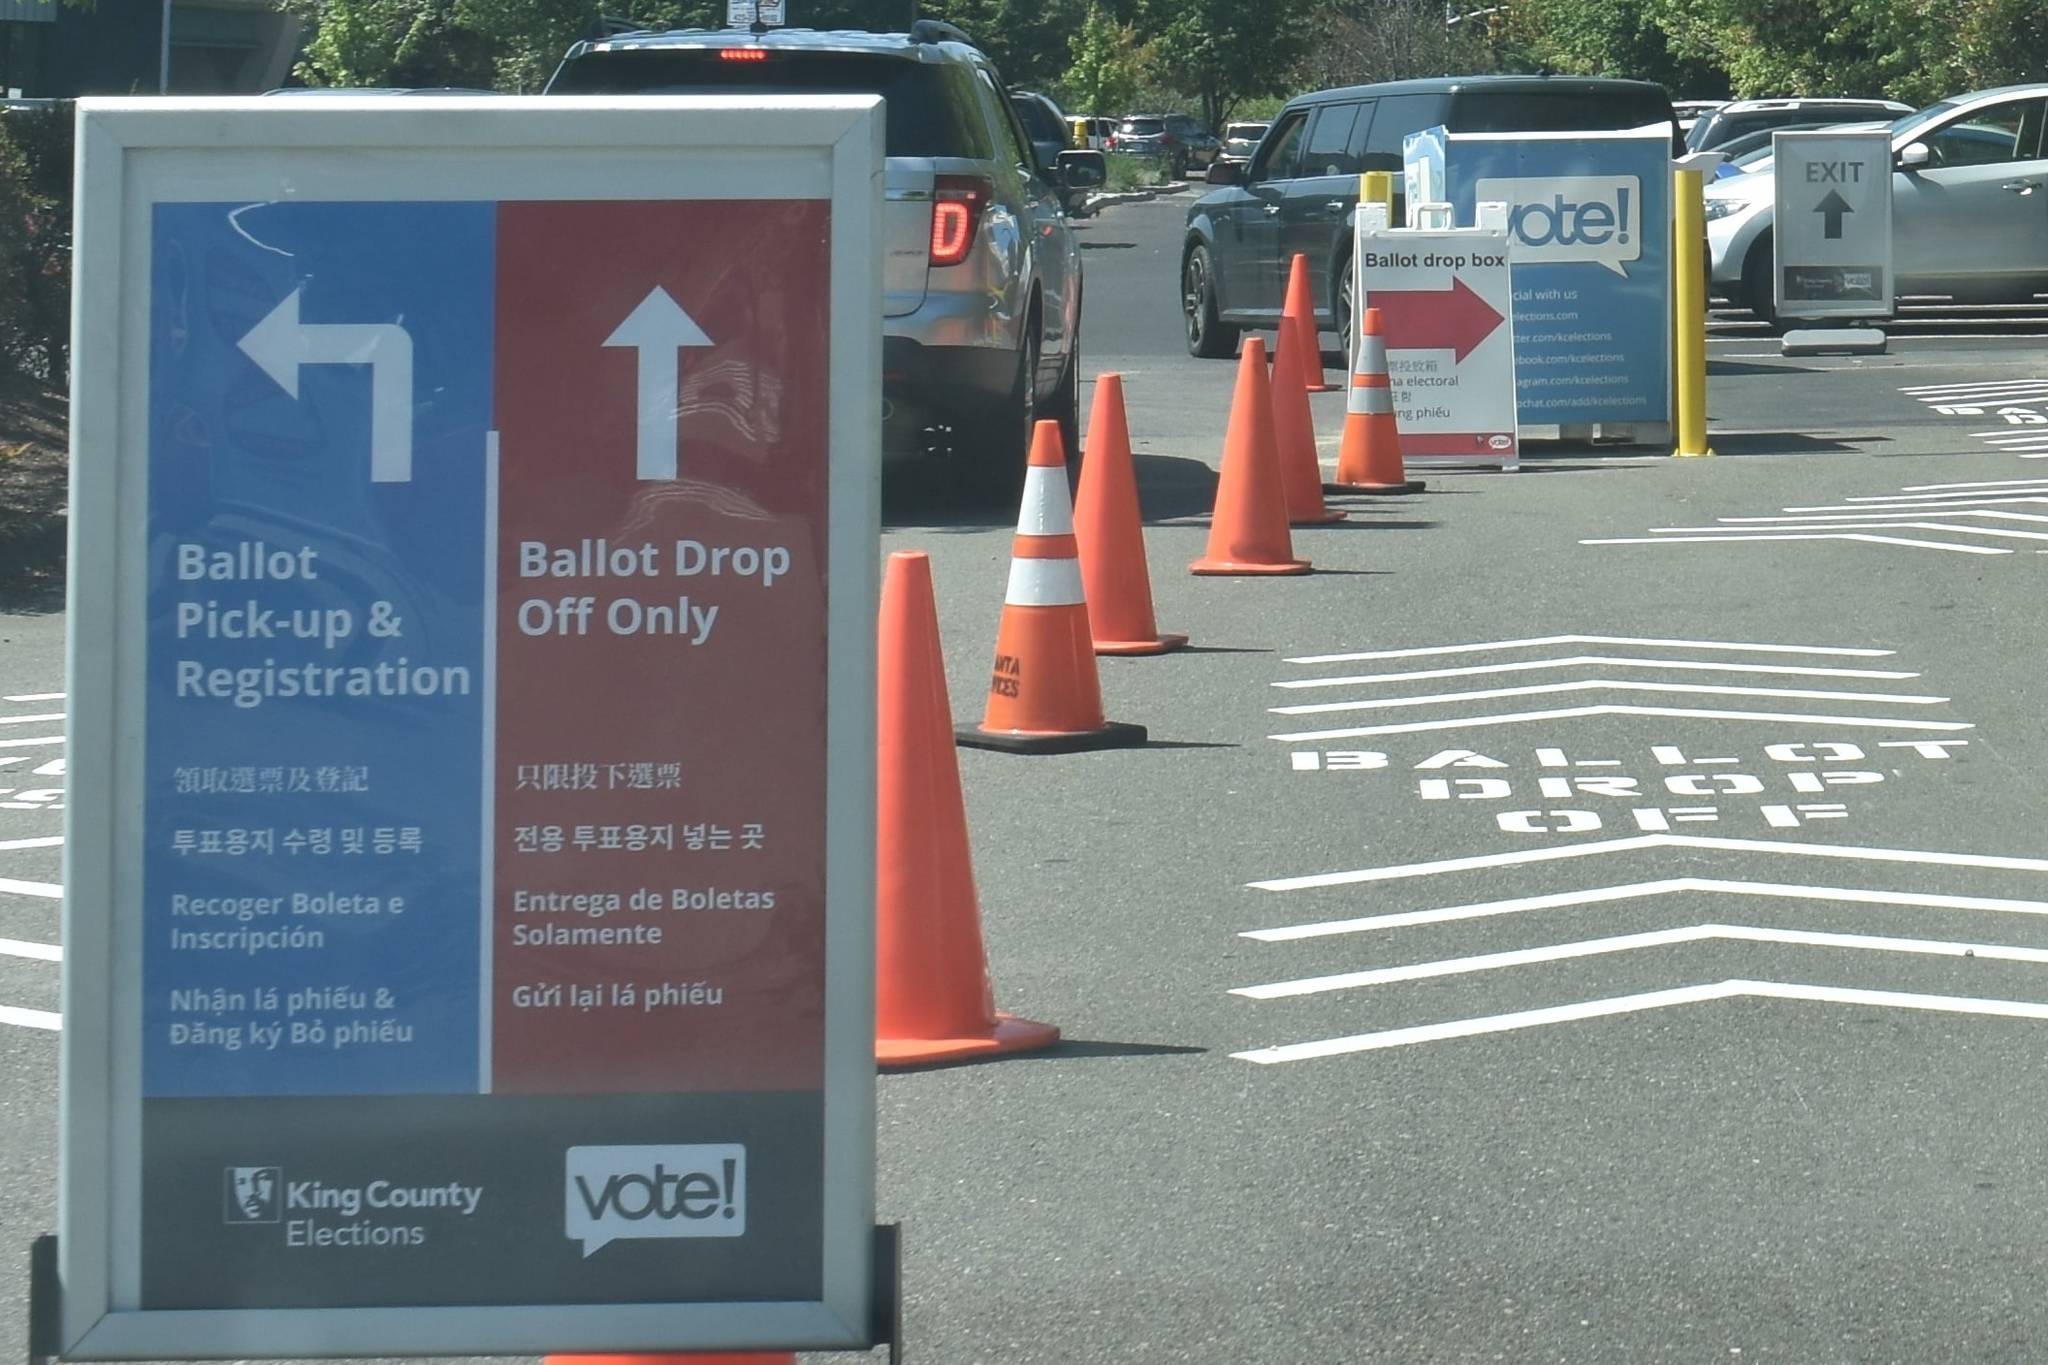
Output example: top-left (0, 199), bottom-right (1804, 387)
top-left (1405, 127), bottom-right (1672, 430)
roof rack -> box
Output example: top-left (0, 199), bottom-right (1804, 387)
top-left (909, 18), bottom-right (974, 46)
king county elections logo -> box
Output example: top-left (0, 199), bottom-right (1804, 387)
top-left (223, 1166), bottom-right (282, 1224)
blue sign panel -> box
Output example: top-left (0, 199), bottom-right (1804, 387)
top-left (1406, 127), bottom-right (1672, 429)
top-left (145, 201), bottom-right (495, 1096)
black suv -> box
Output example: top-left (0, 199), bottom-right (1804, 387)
top-left (1182, 75), bottom-right (1679, 358)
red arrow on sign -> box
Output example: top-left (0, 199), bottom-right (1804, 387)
top-left (1368, 275), bottom-right (1504, 364)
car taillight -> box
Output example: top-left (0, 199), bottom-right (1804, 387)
top-left (929, 174), bottom-right (990, 268)
top-left (718, 47), bottom-right (769, 61)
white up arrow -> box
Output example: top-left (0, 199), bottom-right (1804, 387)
top-left (237, 289), bottom-right (416, 483)
top-left (603, 286), bottom-right (714, 481)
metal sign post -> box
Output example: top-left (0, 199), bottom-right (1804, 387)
top-left (1354, 200), bottom-right (1520, 468)
top-left (56, 94), bottom-right (884, 1360)
top-left (1773, 128), bottom-right (1893, 352)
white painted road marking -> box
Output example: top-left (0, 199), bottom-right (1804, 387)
top-left (1899, 478), bottom-right (2048, 491)
top-left (1273, 655), bottom-right (1919, 690)
top-left (0, 937), bottom-right (60, 963)
top-left (1250, 832), bottom-right (2048, 894)
top-left (1235, 924), bottom-right (2048, 999)
top-left (1269, 678), bottom-right (1947, 717)
top-left (0, 837), bottom-right (63, 852)
top-left (0, 1005), bottom-right (59, 1033)
top-left (1649, 521), bottom-right (2048, 543)
top-left (0, 713), bottom-right (62, 727)
top-left (0, 694), bottom-right (63, 704)
top-left (0, 735), bottom-right (63, 749)
top-left (1286, 636), bottom-right (1893, 666)
top-left (1716, 509), bottom-right (2048, 523)
top-left (1269, 703), bottom-right (1974, 743)
top-left (1584, 533), bottom-right (2010, 554)
top-left (1243, 877), bottom-right (2048, 941)
top-left (1233, 980), bottom-right (2048, 1063)
top-left (0, 878), bottom-right (62, 900)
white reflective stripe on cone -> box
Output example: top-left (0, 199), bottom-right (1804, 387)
top-left (1348, 383), bottom-right (1394, 416)
top-left (1355, 335), bottom-right (1388, 375)
top-left (1005, 556), bottom-right (1087, 607)
top-left (1015, 466), bottom-right (1075, 536)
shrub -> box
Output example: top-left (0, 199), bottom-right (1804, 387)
top-left (0, 101), bottom-right (74, 387)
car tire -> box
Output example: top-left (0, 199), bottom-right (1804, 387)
top-left (964, 321), bottom-right (1038, 509)
top-left (1741, 234), bottom-right (1778, 326)
top-left (1335, 252), bottom-right (1354, 371)
top-left (1051, 323), bottom-right (1081, 468)
top-left (1184, 244), bottom-right (1240, 360)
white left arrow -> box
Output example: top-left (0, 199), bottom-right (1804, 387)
top-left (238, 289), bottom-right (416, 483)
top-left (603, 286), bottom-right (714, 481)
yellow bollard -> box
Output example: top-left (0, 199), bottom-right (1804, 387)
top-left (1359, 171), bottom-right (1395, 223)
top-left (1671, 168), bottom-right (1714, 457)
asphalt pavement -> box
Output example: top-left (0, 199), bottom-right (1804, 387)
top-left (7, 183), bottom-right (2048, 1363)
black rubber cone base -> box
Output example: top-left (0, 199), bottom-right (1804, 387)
top-left (955, 720), bottom-right (1149, 754)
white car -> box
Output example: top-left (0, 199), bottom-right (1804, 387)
top-left (1706, 83), bottom-right (2048, 319)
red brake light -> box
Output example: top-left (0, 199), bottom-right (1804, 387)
top-left (929, 174), bottom-right (991, 267)
top-left (718, 47), bottom-right (769, 61)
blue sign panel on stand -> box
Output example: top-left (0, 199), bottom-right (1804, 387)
top-left (1406, 127), bottom-right (1672, 430)
top-left (145, 201), bottom-right (495, 1097)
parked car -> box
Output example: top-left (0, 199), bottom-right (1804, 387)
top-left (1181, 75), bottom-right (1680, 359)
top-left (1686, 97), bottom-right (1913, 153)
top-left (1112, 112), bottom-right (1220, 178)
top-left (1706, 84), bottom-right (2048, 321)
top-left (1211, 120), bottom-right (1270, 174)
top-left (1674, 98), bottom-right (1728, 137)
top-left (545, 19), bottom-right (1103, 498)
top-left (1708, 119), bottom-right (1870, 176)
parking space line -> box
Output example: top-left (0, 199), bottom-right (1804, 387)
top-left (1648, 521), bottom-right (2048, 543)
top-left (1234, 924), bottom-right (2048, 999)
top-left (1851, 483), bottom-right (2048, 500)
top-left (0, 878), bottom-right (62, 900)
top-left (1242, 878), bottom-right (2048, 942)
top-left (0, 694), bottom-right (63, 704)
top-left (0, 736), bottom-right (63, 749)
top-left (0, 1005), bottom-right (60, 1033)
top-left (1285, 636), bottom-right (1894, 666)
top-left (1271, 703), bottom-right (1977, 743)
top-left (0, 938), bottom-right (61, 963)
top-left (1782, 495), bottom-right (2048, 514)
top-left (1584, 534), bottom-right (2009, 554)
top-left (1272, 656), bottom-right (1918, 690)
top-left (1248, 832), bottom-right (2041, 895)
top-left (1270, 678), bottom-right (1947, 717)
top-left (1232, 980), bottom-right (2048, 1063)
top-left (1900, 478), bottom-right (2048, 491)
top-left (0, 837), bottom-right (64, 852)
top-left (0, 714), bottom-right (63, 728)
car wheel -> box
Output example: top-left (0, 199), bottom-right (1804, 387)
top-left (964, 320), bottom-right (1038, 508)
top-left (1184, 244), bottom-right (1241, 360)
top-left (1742, 234), bottom-right (1778, 326)
top-left (1052, 323), bottom-right (1081, 467)
top-left (1335, 254), bottom-right (1354, 372)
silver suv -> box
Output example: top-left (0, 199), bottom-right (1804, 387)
top-left (546, 20), bottom-right (1102, 500)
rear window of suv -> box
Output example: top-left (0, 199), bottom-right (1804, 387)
top-left (548, 48), bottom-right (994, 159)
top-left (1449, 88), bottom-right (1676, 138)
top-left (1120, 119), bottom-right (1164, 135)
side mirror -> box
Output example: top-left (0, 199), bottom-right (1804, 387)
top-left (1056, 149), bottom-right (1107, 191)
top-left (1205, 158), bottom-right (1241, 186)
top-left (1898, 141), bottom-right (1931, 169)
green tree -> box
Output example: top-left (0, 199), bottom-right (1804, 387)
top-left (1138, 0), bottom-right (1311, 131)
top-left (918, 0), bottom-right (1091, 87)
top-left (1304, 0), bottom-right (1497, 92)
top-left (1509, 0), bottom-right (1723, 94)
top-left (1062, 4), bottom-right (1145, 117)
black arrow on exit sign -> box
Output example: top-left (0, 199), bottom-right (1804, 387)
top-left (1816, 189), bottom-right (1853, 239)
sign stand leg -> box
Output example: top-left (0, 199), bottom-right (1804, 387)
top-left (28, 1234), bottom-right (58, 1365)
top-left (870, 1223), bottom-right (903, 1365)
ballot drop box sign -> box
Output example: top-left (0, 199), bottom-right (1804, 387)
top-left (1354, 204), bottom-right (1518, 467)
top-left (1406, 126), bottom-right (1672, 433)
top-left (58, 96), bottom-right (882, 1360)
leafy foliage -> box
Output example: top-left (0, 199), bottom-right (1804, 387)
top-left (0, 104), bottom-right (73, 386)
top-left (1137, 0), bottom-right (1311, 131)
top-left (1062, 4), bottom-right (1145, 118)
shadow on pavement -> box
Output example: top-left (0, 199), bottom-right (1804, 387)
top-left (1707, 431), bottom-right (1890, 456)
top-left (883, 452), bottom-right (1218, 529)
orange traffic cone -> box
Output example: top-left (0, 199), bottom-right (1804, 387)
top-left (957, 421), bottom-right (1148, 753)
top-left (1190, 336), bottom-right (1312, 576)
top-left (1283, 253), bottom-right (1334, 392)
top-left (549, 1357), bottom-right (792, 1365)
top-left (1331, 306), bottom-right (1426, 495)
top-left (1271, 305), bottom-right (1347, 526)
top-left (877, 551), bottom-right (1059, 1066)
top-left (1074, 373), bottom-right (1188, 655)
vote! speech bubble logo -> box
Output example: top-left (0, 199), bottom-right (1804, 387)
top-left (1474, 175), bottom-right (1642, 277)
top-left (564, 1144), bottom-right (746, 1257)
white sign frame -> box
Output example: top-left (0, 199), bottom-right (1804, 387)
top-left (61, 94), bottom-right (882, 1360)
top-left (1353, 201), bottom-right (1520, 468)
top-left (1772, 128), bottom-right (1894, 321)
